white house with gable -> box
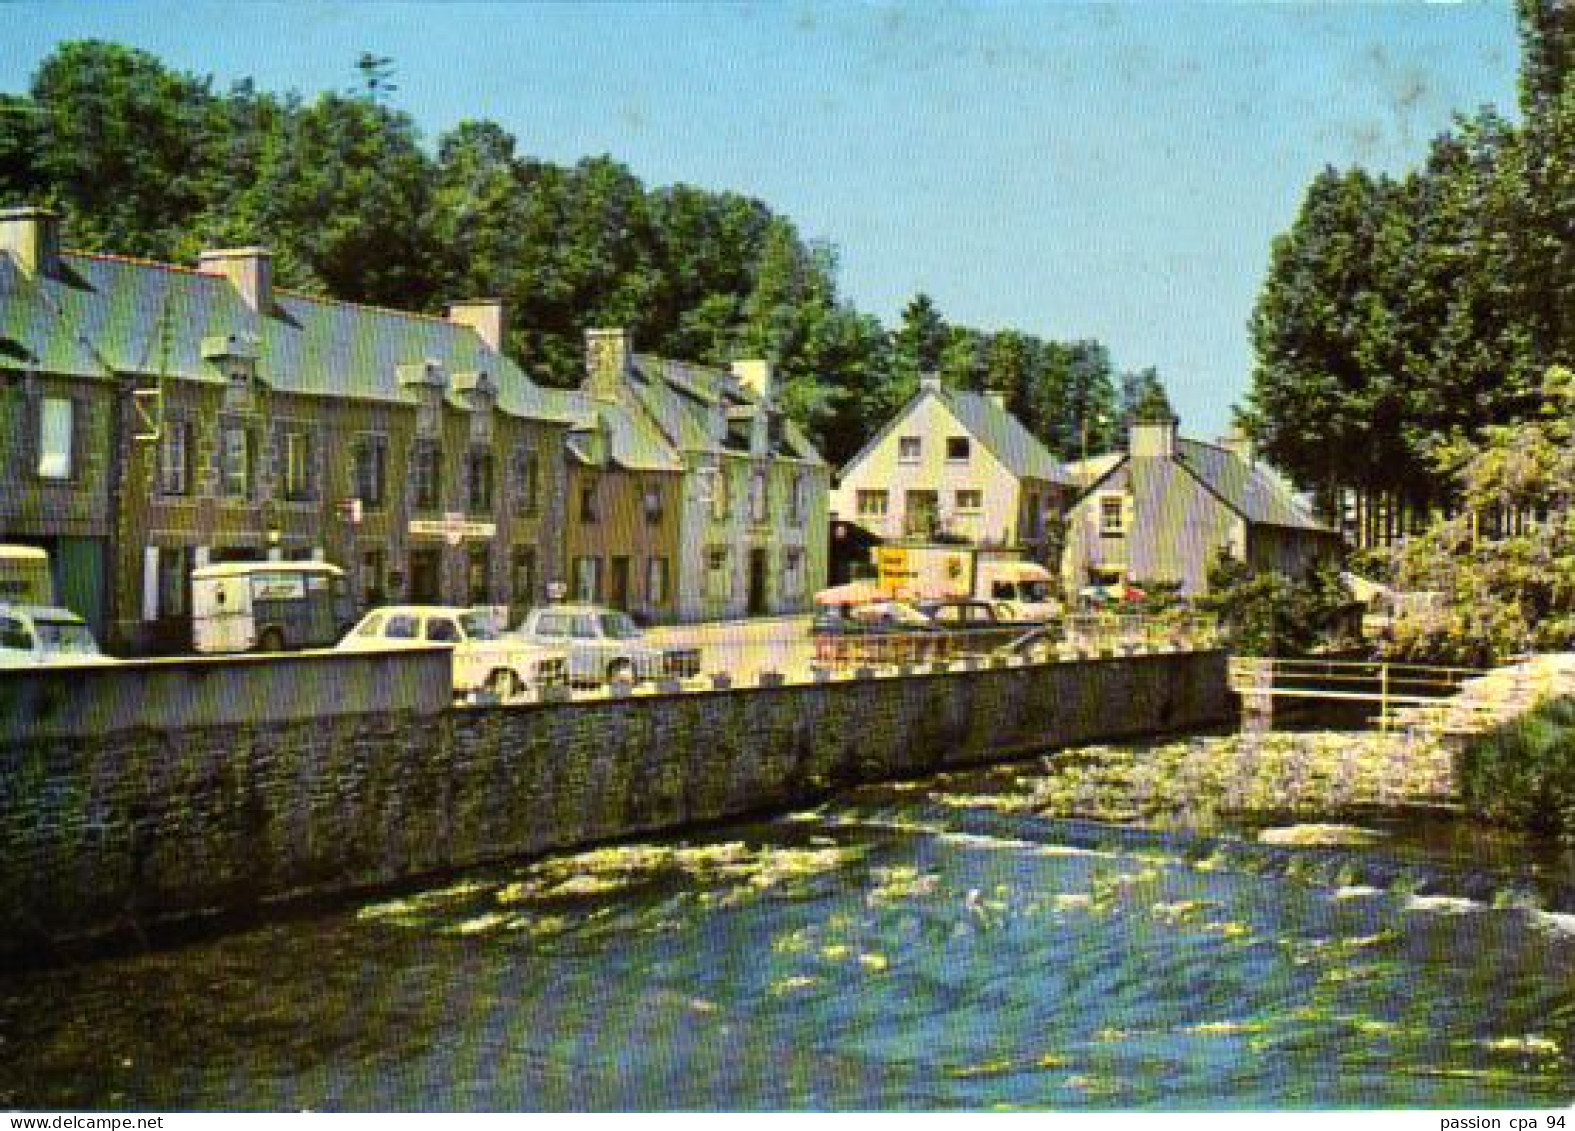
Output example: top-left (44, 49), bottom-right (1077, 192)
top-left (833, 375), bottom-right (1072, 565)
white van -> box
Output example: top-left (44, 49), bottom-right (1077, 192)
top-left (191, 562), bottom-right (354, 653)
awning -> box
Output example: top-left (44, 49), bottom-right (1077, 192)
top-left (991, 561), bottom-right (1054, 583)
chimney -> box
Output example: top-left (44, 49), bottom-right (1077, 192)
top-left (731, 359), bottom-right (773, 404)
top-left (1129, 416), bottom-right (1178, 460)
top-left (985, 389), bottom-right (1007, 409)
top-left (198, 247), bottom-right (273, 314)
top-left (0, 206), bottom-right (61, 277)
top-left (448, 299), bottom-right (507, 353)
top-left (585, 327), bottom-right (630, 403)
top-left (1219, 429), bottom-right (1254, 465)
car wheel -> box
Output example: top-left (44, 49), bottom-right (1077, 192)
top-left (486, 668), bottom-right (524, 701)
top-left (257, 628), bottom-right (284, 653)
top-left (607, 658), bottom-right (634, 683)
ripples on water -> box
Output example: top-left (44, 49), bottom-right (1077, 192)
top-left (2, 770), bottom-right (1573, 1111)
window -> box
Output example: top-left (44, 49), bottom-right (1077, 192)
top-left (955, 489), bottom-right (983, 511)
top-left (158, 419), bottom-right (192, 496)
top-left (360, 548), bottom-right (385, 606)
top-left (37, 397), bottom-right (74, 480)
top-left (1099, 495), bottom-right (1126, 536)
top-left (749, 469), bottom-right (768, 524)
top-left (946, 436), bottom-right (971, 462)
top-left (856, 490), bottom-right (889, 517)
top-left (468, 545), bottom-right (490, 605)
top-left (156, 546), bottom-right (192, 618)
top-left (515, 445), bottom-right (540, 515)
top-left (709, 467), bottom-right (730, 521)
top-left (466, 447), bottom-right (494, 514)
top-left (511, 547), bottom-right (536, 607)
top-left (573, 556), bottom-right (601, 603)
top-left (705, 547), bottom-right (730, 601)
top-left (643, 480), bottom-right (664, 524)
top-left (646, 556), bottom-right (670, 605)
top-left (897, 436), bottom-right (921, 463)
top-left (281, 424), bottom-right (316, 502)
top-left (789, 473), bottom-right (807, 523)
top-left (220, 421), bottom-right (253, 499)
top-left (352, 434), bottom-right (388, 510)
top-left (782, 548), bottom-right (804, 598)
top-left (385, 614), bottom-right (419, 640)
top-left (410, 440), bottom-right (441, 511)
top-left (534, 612), bottom-right (569, 637)
top-left (579, 478), bottom-right (599, 524)
top-left (0, 615), bottom-right (31, 651)
top-left (426, 617), bottom-right (461, 643)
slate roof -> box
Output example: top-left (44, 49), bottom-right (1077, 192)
top-left (839, 384), bottom-right (1069, 485)
top-left (620, 354), bottom-right (825, 465)
top-left (1079, 433), bottom-right (1334, 534)
top-left (0, 250), bottom-right (569, 424)
top-left (546, 387), bottom-right (684, 473)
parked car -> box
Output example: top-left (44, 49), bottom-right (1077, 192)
top-left (336, 605), bottom-right (566, 701)
top-left (810, 599), bottom-right (943, 667)
top-left (913, 598), bottom-right (1048, 656)
top-left (0, 604), bottom-right (117, 668)
top-left (511, 604), bottom-right (701, 685)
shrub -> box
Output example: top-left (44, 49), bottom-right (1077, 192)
top-left (1457, 696), bottom-right (1575, 843)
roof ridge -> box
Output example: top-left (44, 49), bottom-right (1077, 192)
top-left (67, 250), bottom-right (211, 277)
top-left (275, 288), bottom-right (456, 326)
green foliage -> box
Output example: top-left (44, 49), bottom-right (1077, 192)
top-left (1246, 2), bottom-right (1574, 520)
top-left (1458, 695), bottom-right (1575, 843)
top-left (1390, 366), bottom-right (1575, 664)
top-left (1194, 551), bottom-right (1353, 656)
top-left (0, 40), bottom-right (1141, 468)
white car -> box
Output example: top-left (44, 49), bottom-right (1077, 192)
top-left (511, 604), bottom-right (702, 685)
top-left (336, 605), bottom-right (567, 701)
top-left (0, 604), bottom-right (117, 668)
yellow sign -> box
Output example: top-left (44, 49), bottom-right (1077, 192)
top-left (875, 546), bottom-right (913, 589)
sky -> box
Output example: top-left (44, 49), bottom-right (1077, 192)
top-left (1, 1), bottom-right (1525, 439)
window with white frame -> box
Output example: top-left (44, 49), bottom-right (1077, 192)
top-left (856, 490), bottom-right (888, 517)
top-left (897, 436), bottom-right (920, 463)
top-left (946, 436), bottom-right (971, 462)
top-left (573, 555), bottom-right (602, 603)
top-left (220, 420), bottom-right (253, 499)
top-left (782, 548), bottom-right (804, 597)
top-left (749, 469), bottom-right (768, 524)
top-left (410, 439), bottom-right (441, 510)
top-left (352, 434), bottom-right (388, 510)
top-left (281, 424), bottom-right (316, 501)
top-left (37, 396), bottom-right (73, 480)
top-left (705, 547), bottom-right (730, 601)
top-left (643, 479), bottom-right (664, 525)
top-left (646, 556), bottom-right (670, 605)
top-left (789, 473), bottom-right (806, 523)
top-left (709, 466), bottom-right (730, 521)
top-left (159, 419), bottom-right (192, 496)
top-left (1099, 493), bottom-right (1127, 536)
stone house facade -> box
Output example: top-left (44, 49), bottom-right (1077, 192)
top-left (0, 207), bottom-right (571, 652)
top-left (579, 329), bottom-right (830, 622)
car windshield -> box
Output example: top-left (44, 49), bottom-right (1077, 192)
top-left (459, 612), bottom-right (501, 641)
top-left (598, 612), bottom-right (643, 640)
top-left (34, 620), bottom-right (99, 653)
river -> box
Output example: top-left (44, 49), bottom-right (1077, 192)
top-left (2, 736), bottom-right (1573, 1111)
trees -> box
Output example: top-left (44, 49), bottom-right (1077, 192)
top-left (1391, 367), bottom-right (1575, 664)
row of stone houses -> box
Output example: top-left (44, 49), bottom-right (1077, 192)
top-left (0, 207), bottom-right (828, 652)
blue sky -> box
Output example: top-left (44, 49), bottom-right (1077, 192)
top-left (2, 1), bottom-right (1523, 437)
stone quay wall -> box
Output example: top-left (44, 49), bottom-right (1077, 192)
top-left (0, 649), bottom-right (1231, 960)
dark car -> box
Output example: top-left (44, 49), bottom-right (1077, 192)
top-left (811, 600), bottom-right (941, 667)
top-left (913, 598), bottom-right (1045, 656)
